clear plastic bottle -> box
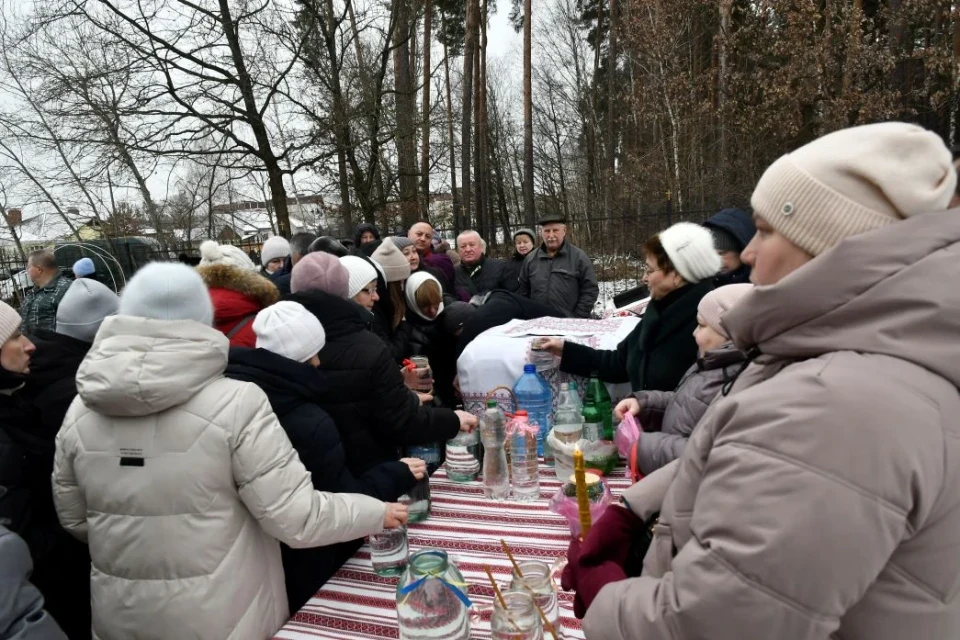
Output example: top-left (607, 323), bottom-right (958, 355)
top-left (567, 381), bottom-right (583, 412)
top-left (513, 364), bottom-right (553, 458)
top-left (480, 399), bottom-right (510, 500)
top-left (510, 411), bottom-right (540, 502)
top-left (397, 549), bottom-right (471, 639)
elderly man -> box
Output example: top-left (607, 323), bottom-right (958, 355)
top-left (408, 221), bottom-right (456, 295)
top-left (518, 215), bottom-right (598, 318)
top-left (19, 249), bottom-right (71, 336)
top-left (454, 230), bottom-right (517, 296)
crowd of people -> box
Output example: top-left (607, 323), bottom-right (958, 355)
top-left (0, 120), bottom-right (958, 640)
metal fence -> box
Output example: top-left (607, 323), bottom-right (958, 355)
top-left (0, 208), bottom-right (718, 310)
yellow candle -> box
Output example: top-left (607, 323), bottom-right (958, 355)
top-left (573, 446), bottom-right (592, 540)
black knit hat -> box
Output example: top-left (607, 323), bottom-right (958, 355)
top-left (709, 227), bottom-right (743, 253)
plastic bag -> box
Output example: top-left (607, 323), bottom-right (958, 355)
top-left (548, 476), bottom-right (613, 540)
top-left (614, 412), bottom-right (640, 459)
top-left (548, 431), bottom-right (619, 481)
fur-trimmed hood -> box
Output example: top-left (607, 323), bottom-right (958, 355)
top-left (196, 263), bottom-right (280, 309)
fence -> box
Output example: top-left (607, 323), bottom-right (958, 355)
top-left (0, 208), bottom-right (719, 310)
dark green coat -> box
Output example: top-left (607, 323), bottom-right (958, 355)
top-left (559, 280), bottom-right (712, 393)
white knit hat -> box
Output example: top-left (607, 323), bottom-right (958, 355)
top-left (697, 283), bottom-right (752, 339)
top-left (751, 122), bottom-right (957, 257)
top-left (120, 263), bottom-right (213, 325)
top-left (199, 240), bottom-right (257, 272)
top-left (658, 222), bottom-right (722, 283)
top-left (339, 255), bottom-right (378, 299)
top-left (0, 301), bottom-right (21, 343)
top-left (260, 236), bottom-right (291, 266)
top-left (253, 301), bottom-right (326, 363)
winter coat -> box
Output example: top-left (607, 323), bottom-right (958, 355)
top-left (561, 280), bottom-right (711, 393)
top-left (704, 208), bottom-right (755, 288)
top-left (0, 525), bottom-right (67, 640)
top-left (421, 249), bottom-right (464, 299)
top-left (52, 316), bottom-right (387, 640)
top-left (454, 255), bottom-right (517, 298)
top-left (19, 275), bottom-right (71, 337)
top-left (287, 290), bottom-right (461, 475)
top-left (197, 263), bottom-right (280, 348)
top-left (225, 347), bottom-right (416, 613)
top-left (404, 308), bottom-right (460, 408)
top-left (632, 344), bottom-right (744, 474)
top-left (18, 329), bottom-right (92, 639)
top-left (455, 290), bottom-right (560, 358)
top-left (583, 210), bottom-right (960, 640)
top-left (502, 253), bottom-right (526, 293)
top-left (518, 241), bottom-right (599, 318)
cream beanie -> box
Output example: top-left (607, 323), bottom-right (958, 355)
top-left (371, 238), bottom-right (412, 283)
top-left (199, 240), bottom-right (257, 272)
top-left (698, 283), bottom-right (753, 339)
top-left (260, 236), bottom-right (291, 266)
top-left (658, 222), bottom-right (722, 283)
top-left (253, 301), bottom-right (326, 363)
top-left (0, 301), bottom-right (21, 343)
top-left (339, 255), bottom-right (378, 299)
top-left (751, 122), bottom-right (957, 257)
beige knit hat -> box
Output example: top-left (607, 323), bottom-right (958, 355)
top-left (698, 283), bottom-right (753, 339)
top-left (0, 301), bottom-right (21, 343)
top-left (371, 238), bottom-right (412, 282)
top-left (751, 122), bottom-right (957, 257)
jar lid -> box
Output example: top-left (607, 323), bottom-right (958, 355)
top-left (567, 472), bottom-right (601, 485)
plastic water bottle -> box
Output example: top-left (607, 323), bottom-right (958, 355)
top-left (585, 374), bottom-right (613, 440)
top-left (567, 381), bottom-right (583, 412)
top-left (510, 411), bottom-right (540, 501)
top-left (513, 364), bottom-right (553, 458)
top-left (480, 400), bottom-right (510, 500)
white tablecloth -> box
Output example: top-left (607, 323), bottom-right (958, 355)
top-left (457, 316), bottom-right (642, 416)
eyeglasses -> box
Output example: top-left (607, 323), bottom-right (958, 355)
top-left (641, 265), bottom-right (661, 276)
top-left (360, 287), bottom-right (377, 296)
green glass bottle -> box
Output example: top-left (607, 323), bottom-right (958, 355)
top-left (586, 375), bottom-right (613, 440)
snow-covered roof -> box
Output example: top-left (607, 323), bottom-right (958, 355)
top-left (0, 212), bottom-right (79, 246)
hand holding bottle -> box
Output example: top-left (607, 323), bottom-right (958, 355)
top-left (532, 337), bottom-right (564, 356)
top-left (455, 410), bottom-right (478, 433)
top-left (383, 503), bottom-right (409, 528)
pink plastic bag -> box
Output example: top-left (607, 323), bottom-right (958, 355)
top-left (614, 412), bottom-right (640, 459)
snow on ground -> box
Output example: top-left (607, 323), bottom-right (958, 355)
top-left (594, 278), bottom-right (643, 315)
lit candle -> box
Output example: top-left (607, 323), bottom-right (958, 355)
top-left (573, 445), bottom-right (592, 540)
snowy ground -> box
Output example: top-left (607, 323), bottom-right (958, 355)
top-left (594, 278), bottom-right (643, 315)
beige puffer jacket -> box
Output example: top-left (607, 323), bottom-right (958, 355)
top-left (584, 210), bottom-right (960, 639)
top-left (52, 316), bottom-right (387, 640)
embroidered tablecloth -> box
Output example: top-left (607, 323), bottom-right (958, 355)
top-left (274, 464), bottom-right (632, 639)
top-left (457, 315), bottom-right (642, 417)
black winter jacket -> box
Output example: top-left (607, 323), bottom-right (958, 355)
top-left (24, 330), bottom-right (90, 438)
top-left (454, 255), bottom-right (517, 297)
top-left (269, 256), bottom-right (293, 296)
top-left (224, 347), bottom-right (416, 613)
top-left (560, 280), bottom-right (712, 393)
top-left (456, 290), bottom-right (561, 358)
top-left (287, 290), bottom-right (461, 474)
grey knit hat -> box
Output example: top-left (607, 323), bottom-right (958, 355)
top-left (56, 278), bottom-right (119, 343)
top-left (119, 263), bottom-right (214, 325)
top-left (513, 228), bottom-right (536, 243)
top-left (391, 236), bottom-right (415, 252)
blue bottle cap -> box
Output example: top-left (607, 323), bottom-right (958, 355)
top-left (523, 363), bottom-right (536, 373)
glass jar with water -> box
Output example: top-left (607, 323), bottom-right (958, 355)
top-left (490, 590), bottom-right (543, 640)
top-left (396, 549), bottom-right (471, 640)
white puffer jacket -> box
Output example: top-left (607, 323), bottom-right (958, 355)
top-left (52, 316), bottom-right (386, 640)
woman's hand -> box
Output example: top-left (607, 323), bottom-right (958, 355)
top-left (455, 410), bottom-right (478, 433)
top-left (614, 398), bottom-right (641, 422)
top-left (383, 503), bottom-right (409, 529)
top-left (400, 457), bottom-right (427, 480)
top-left (533, 337), bottom-right (565, 356)
top-left (417, 392), bottom-right (434, 405)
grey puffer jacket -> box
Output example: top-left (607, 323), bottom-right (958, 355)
top-left (584, 210), bottom-right (960, 640)
top-left (632, 344), bottom-right (744, 474)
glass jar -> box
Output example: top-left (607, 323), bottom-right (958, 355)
top-left (491, 590), bottom-right (543, 640)
top-left (445, 429), bottom-right (481, 483)
top-left (410, 356), bottom-right (434, 394)
top-left (509, 561), bottom-right (559, 632)
top-left (399, 476), bottom-right (431, 523)
top-left (397, 549), bottom-right (471, 640)
top-left (369, 526), bottom-right (408, 577)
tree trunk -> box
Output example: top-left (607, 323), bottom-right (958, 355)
top-left (442, 33), bottom-right (461, 231)
top-left (522, 0), bottom-right (535, 226)
top-left (605, 0), bottom-right (618, 221)
top-left (461, 0), bottom-right (479, 229)
top-left (479, 0), bottom-right (492, 242)
top-left (421, 0), bottom-right (433, 217)
top-left (393, 0), bottom-right (420, 228)
top-left (217, 0), bottom-right (291, 236)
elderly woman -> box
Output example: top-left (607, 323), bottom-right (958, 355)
top-left (540, 222), bottom-right (720, 393)
top-left (569, 122), bottom-right (960, 640)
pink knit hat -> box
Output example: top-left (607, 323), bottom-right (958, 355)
top-left (751, 122), bottom-right (956, 257)
top-left (290, 252), bottom-right (350, 297)
top-left (698, 284), bottom-right (753, 339)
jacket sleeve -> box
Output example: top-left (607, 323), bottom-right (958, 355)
top-left (0, 528), bottom-right (68, 640)
top-left (51, 412), bottom-right (88, 543)
top-left (561, 338), bottom-right (631, 383)
top-left (574, 251), bottom-right (600, 319)
top-left (635, 431), bottom-right (689, 475)
top-left (517, 258), bottom-right (532, 299)
top-left (633, 389), bottom-right (674, 432)
top-left (620, 459), bottom-right (678, 521)
top-left (583, 367), bottom-right (915, 640)
top-left (370, 344), bottom-right (461, 445)
top-left (229, 383), bottom-right (387, 549)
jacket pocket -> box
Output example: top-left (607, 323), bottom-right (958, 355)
top-left (642, 519), bottom-right (674, 578)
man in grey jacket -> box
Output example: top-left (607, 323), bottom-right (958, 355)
top-left (0, 521), bottom-right (67, 639)
top-left (518, 215), bottom-right (598, 318)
